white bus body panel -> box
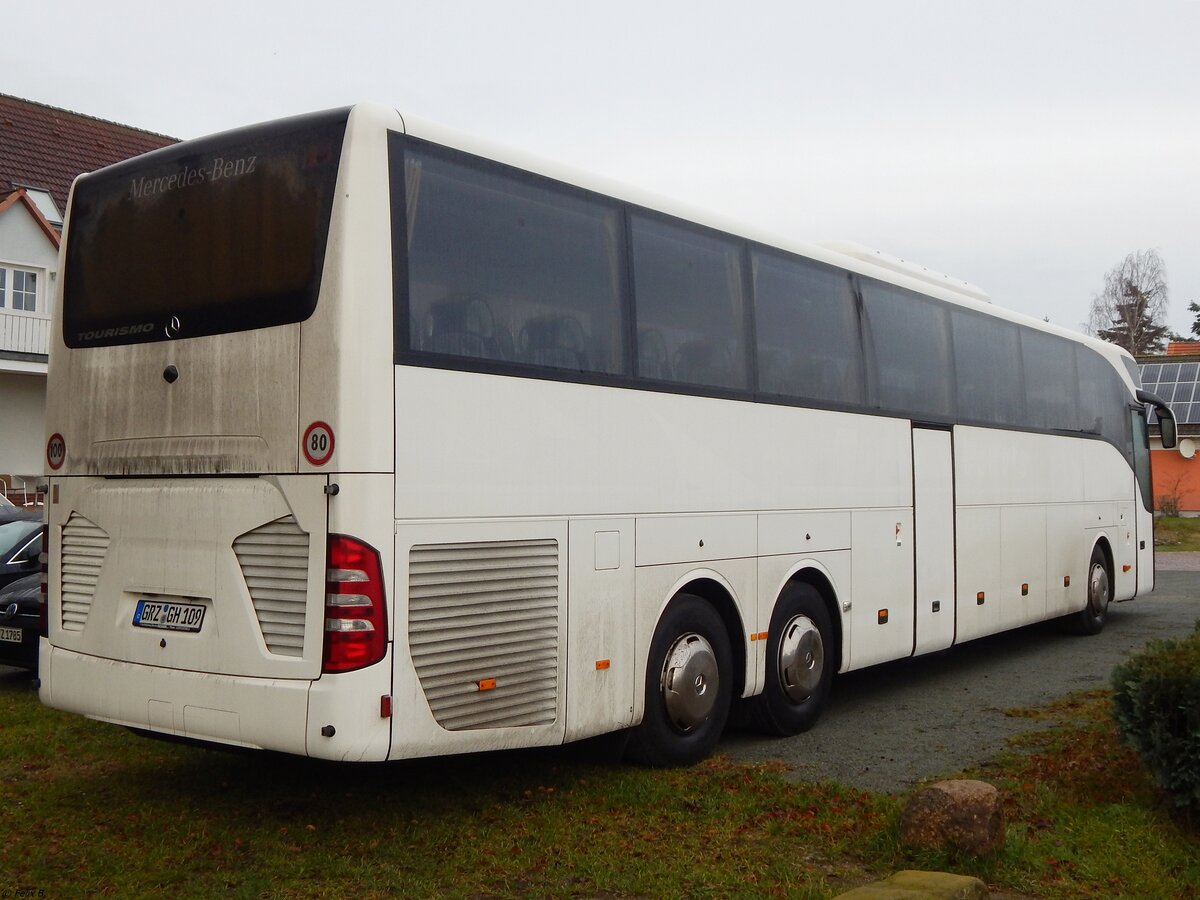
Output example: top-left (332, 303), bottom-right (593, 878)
top-left (297, 104), bottom-right (400, 478)
top-left (912, 428), bottom-right (956, 656)
top-left (393, 366), bottom-right (913, 519)
top-left (564, 519), bottom-right (636, 742)
top-left (40, 647), bottom-right (313, 754)
top-left (390, 519), bottom-right (569, 758)
top-left (45, 474), bottom-right (329, 679)
top-left (953, 426), bottom-right (1139, 644)
top-left (44, 325), bottom-right (303, 476)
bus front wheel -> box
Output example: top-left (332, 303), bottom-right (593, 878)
top-left (627, 594), bottom-right (733, 767)
top-left (1071, 545), bottom-right (1112, 635)
top-left (750, 582), bottom-right (834, 736)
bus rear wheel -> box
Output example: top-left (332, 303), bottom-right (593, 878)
top-left (627, 594), bottom-right (733, 767)
top-left (1071, 545), bottom-right (1112, 635)
top-left (750, 582), bottom-right (834, 736)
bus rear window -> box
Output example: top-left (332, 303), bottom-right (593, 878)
top-left (63, 109), bottom-right (348, 348)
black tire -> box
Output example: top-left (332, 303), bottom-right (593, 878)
top-left (626, 594), bottom-right (733, 767)
top-left (1070, 545), bottom-right (1112, 635)
top-left (749, 582), bottom-right (834, 736)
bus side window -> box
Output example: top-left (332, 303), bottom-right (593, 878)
top-left (862, 280), bottom-right (954, 419)
top-left (403, 144), bottom-right (627, 376)
top-left (751, 249), bottom-right (864, 406)
top-left (1022, 329), bottom-right (1080, 431)
top-left (952, 309), bottom-right (1024, 426)
top-left (630, 214), bottom-right (749, 392)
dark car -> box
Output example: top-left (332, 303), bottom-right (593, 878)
top-left (0, 495), bottom-right (41, 525)
top-left (0, 573), bottom-right (40, 671)
top-left (0, 520), bottom-right (42, 590)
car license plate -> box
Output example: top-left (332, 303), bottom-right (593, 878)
top-left (0, 626), bottom-right (21, 644)
top-left (133, 599), bottom-right (206, 633)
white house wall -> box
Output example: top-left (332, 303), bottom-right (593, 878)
top-left (0, 200), bottom-right (60, 273)
top-left (1, 197), bottom-right (58, 480)
top-left (0, 371), bottom-right (47, 476)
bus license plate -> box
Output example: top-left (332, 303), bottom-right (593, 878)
top-left (133, 599), bottom-right (206, 633)
top-left (0, 626), bottom-right (22, 644)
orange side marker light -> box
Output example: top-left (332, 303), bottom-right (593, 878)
top-left (477, 678), bottom-right (497, 691)
top-left (595, 659), bottom-right (610, 670)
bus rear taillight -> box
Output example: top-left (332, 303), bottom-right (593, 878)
top-left (38, 524), bottom-right (49, 638)
top-left (322, 535), bottom-right (388, 674)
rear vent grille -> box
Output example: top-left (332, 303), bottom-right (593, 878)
top-left (409, 539), bottom-right (559, 731)
top-left (60, 514), bottom-right (108, 632)
top-left (234, 516), bottom-right (311, 657)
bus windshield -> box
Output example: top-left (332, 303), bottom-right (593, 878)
top-left (62, 108), bottom-right (348, 348)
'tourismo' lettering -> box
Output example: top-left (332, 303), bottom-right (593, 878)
top-left (128, 155), bottom-right (259, 200)
top-left (77, 323), bottom-right (155, 342)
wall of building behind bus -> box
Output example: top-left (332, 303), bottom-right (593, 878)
top-left (0, 196), bottom-right (56, 490)
top-left (1138, 345), bottom-right (1200, 516)
top-left (1150, 444), bottom-right (1199, 515)
top-left (0, 371), bottom-right (45, 481)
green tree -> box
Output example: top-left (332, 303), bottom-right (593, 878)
top-left (1088, 249), bottom-right (1169, 355)
top-left (1187, 300), bottom-right (1200, 338)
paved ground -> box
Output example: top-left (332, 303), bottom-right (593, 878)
top-left (1154, 549), bottom-right (1200, 571)
top-left (722, 564), bottom-right (1200, 792)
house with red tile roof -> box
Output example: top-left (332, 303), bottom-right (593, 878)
top-left (0, 94), bottom-right (176, 500)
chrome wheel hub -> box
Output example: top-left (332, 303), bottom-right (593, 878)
top-left (1089, 561), bottom-right (1110, 616)
top-left (777, 615), bottom-right (823, 704)
top-left (660, 632), bottom-right (719, 732)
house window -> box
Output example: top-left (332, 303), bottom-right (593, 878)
top-left (12, 270), bottom-right (37, 311)
top-left (0, 266), bottom-right (39, 312)
top-left (17, 187), bottom-right (63, 227)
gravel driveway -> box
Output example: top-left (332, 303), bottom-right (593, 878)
top-left (721, 563), bottom-right (1200, 792)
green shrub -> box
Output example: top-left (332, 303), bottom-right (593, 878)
top-left (1111, 622), bottom-right (1200, 816)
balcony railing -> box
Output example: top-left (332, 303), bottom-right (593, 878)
top-left (0, 311), bottom-right (49, 356)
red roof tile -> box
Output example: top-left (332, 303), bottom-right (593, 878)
top-left (0, 93), bottom-right (177, 217)
top-left (1168, 341), bottom-right (1200, 356)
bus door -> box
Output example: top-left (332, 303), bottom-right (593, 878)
top-left (912, 426), bottom-right (956, 655)
top-left (1131, 406), bottom-right (1155, 595)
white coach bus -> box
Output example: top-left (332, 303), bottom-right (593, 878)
top-left (39, 104), bottom-right (1176, 765)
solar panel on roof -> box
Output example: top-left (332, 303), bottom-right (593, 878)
top-left (1140, 359), bottom-right (1200, 425)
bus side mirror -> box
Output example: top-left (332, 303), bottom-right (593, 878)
top-left (1159, 408), bottom-right (1178, 450)
top-left (1137, 389), bottom-right (1178, 450)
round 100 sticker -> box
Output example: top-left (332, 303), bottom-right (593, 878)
top-left (302, 422), bottom-right (335, 466)
top-left (47, 433), bottom-right (66, 470)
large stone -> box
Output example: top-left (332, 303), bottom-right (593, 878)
top-left (835, 869), bottom-right (989, 899)
top-left (899, 779), bottom-right (1005, 855)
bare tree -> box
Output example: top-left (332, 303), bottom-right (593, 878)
top-left (1088, 249), bottom-right (1169, 355)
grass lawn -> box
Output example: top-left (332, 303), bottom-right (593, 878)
top-left (1, 675), bottom-right (1196, 898)
top-left (1153, 516), bottom-right (1200, 551)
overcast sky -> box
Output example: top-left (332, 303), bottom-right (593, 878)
top-left (7, 1), bottom-right (1199, 336)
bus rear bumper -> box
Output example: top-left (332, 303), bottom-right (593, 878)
top-left (39, 644), bottom-right (312, 756)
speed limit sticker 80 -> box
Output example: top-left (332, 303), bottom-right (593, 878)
top-left (302, 422), bottom-right (335, 466)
